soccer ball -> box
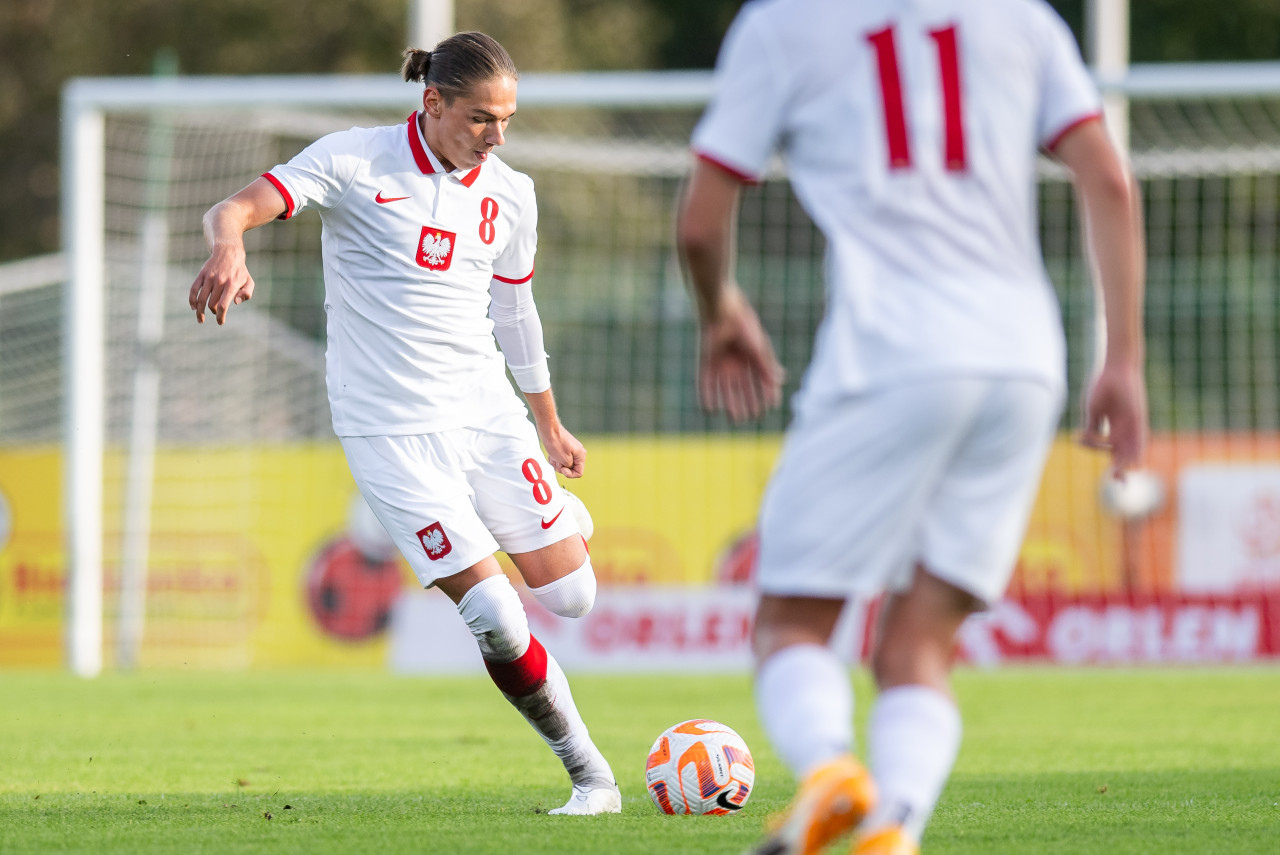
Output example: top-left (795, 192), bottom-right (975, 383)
top-left (645, 719), bottom-right (755, 815)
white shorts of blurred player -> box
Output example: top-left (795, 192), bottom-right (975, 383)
top-left (756, 376), bottom-right (1064, 607)
top-left (340, 410), bottom-right (582, 588)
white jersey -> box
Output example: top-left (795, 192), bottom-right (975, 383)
top-left (265, 112), bottom-right (536, 436)
top-left (692, 0), bottom-right (1102, 415)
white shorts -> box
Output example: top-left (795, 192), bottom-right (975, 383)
top-left (756, 377), bottom-right (1064, 606)
top-left (340, 410), bottom-right (581, 588)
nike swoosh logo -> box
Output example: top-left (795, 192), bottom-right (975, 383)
top-left (715, 791), bottom-right (744, 811)
top-left (375, 191), bottom-right (410, 204)
top-left (541, 507), bottom-right (565, 529)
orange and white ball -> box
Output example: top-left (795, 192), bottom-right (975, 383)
top-left (645, 719), bottom-right (754, 815)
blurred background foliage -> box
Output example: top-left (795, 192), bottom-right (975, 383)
top-left (1, 0), bottom-right (1279, 262)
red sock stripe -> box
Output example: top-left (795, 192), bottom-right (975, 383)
top-left (484, 634), bottom-right (548, 697)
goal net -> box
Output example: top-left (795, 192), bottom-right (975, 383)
top-left (5, 66), bottom-right (1280, 672)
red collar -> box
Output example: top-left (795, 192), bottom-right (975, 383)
top-left (407, 112), bottom-right (483, 186)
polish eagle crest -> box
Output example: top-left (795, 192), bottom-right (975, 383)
top-left (415, 521), bottom-right (453, 560)
top-left (416, 227), bottom-right (457, 271)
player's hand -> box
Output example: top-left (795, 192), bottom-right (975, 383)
top-left (540, 424), bottom-right (586, 479)
top-left (1081, 359), bottom-right (1148, 475)
top-left (189, 243), bottom-right (255, 325)
top-left (698, 285), bottom-right (785, 422)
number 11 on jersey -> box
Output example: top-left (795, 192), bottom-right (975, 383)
top-left (867, 24), bottom-right (968, 172)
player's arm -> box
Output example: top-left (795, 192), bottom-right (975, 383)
top-left (524, 388), bottom-right (585, 479)
top-left (1052, 118), bottom-right (1148, 472)
top-left (489, 276), bottom-right (584, 478)
top-left (190, 177), bottom-right (287, 325)
top-left (676, 159), bottom-right (784, 422)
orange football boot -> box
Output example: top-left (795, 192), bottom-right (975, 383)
top-left (747, 755), bottom-right (877, 855)
top-left (852, 825), bottom-right (919, 855)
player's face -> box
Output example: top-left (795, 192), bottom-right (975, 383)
top-left (423, 75), bottom-right (517, 172)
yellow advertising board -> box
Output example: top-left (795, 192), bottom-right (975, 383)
top-left (0, 448), bottom-right (63, 666)
top-left (0, 435), bottom-right (1118, 668)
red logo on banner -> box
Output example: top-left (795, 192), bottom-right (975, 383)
top-left (417, 227), bottom-right (456, 271)
top-left (417, 522), bottom-right (452, 561)
top-left (948, 593), bottom-right (1280, 665)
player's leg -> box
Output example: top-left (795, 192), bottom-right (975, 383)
top-left (469, 410), bottom-right (599, 615)
top-left (465, 413), bottom-right (618, 814)
top-left (750, 594), bottom-right (876, 855)
top-left (753, 595), bottom-right (850, 781)
top-left (510, 533), bottom-right (595, 617)
top-left (746, 390), bottom-right (956, 855)
top-left (492, 536), bottom-right (617, 814)
top-left (853, 569), bottom-right (973, 855)
top-left (856, 378), bottom-right (1063, 853)
top-left (338, 433), bottom-right (613, 811)
top-left (432, 555), bottom-right (616, 814)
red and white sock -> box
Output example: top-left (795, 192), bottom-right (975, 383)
top-left (486, 635), bottom-right (615, 789)
top-left (458, 575), bottom-right (613, 790)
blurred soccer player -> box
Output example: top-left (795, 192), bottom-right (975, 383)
top-left (678, 1), bottom-right (1146, 852)
top-left (189, 32), bottom-right (619, 815)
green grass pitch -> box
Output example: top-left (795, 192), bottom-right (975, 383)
top-left (1, 667), bottom-right (1277, 853)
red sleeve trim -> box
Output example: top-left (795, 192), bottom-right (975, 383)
top-left (1044, 111), bottom-right (1104, 153)
top-left (492, 268), bottom-right (534, 285)
top-left (406, 111), bottom-right (436, 175)
top-left (694, 150), bottom-right (761, 185)
top-left (261, 172), bottom-right (295, 220)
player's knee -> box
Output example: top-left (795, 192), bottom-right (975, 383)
top-left (869, 635), bottom-right (952, 690)
top-left (529, 558), bottom-right (596, 619)
top-left (456, 574), bottom-right (530, 663)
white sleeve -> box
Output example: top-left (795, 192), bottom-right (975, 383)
top-left (489, 277), bottom-right (551, 394)
top-left (492, 176), bottom-right (538, 283)
top-left (264, 129), bottom-right (362, 219)
top-left (690, 6), bottom-right (788, 181)
top-left (1034, 6), bottom-right (1104, 149)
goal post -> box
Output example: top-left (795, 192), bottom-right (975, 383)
top-left (52, 63), bottom-right (1280, 675)
top-left (61, 94), bottom-right (105, 678)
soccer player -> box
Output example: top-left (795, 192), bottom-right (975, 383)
top-left (189, 32), bottom-right (620, 816)
top-left (677, 1), bottom-right (1146, 853)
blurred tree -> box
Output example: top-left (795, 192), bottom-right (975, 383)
top-left (1050, 0), bottom-right (1280, 62)
top-left (0, 0), bottom-right (410, 262)
top-left (459, 0), bottom-right (664, 70)
top-left (646, 0), bottom-right (743, 69)
top-left (1131, 0), bottom-right (1280, 62)
top-left (0, 0), bottom-right (663, 261)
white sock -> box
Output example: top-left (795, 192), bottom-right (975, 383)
top-left (456, 574), bottom-right (531, 662)
top-left (864, 685), bottom-right (961, 842)
top-left (755, 644), bottom-right (853, 780)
